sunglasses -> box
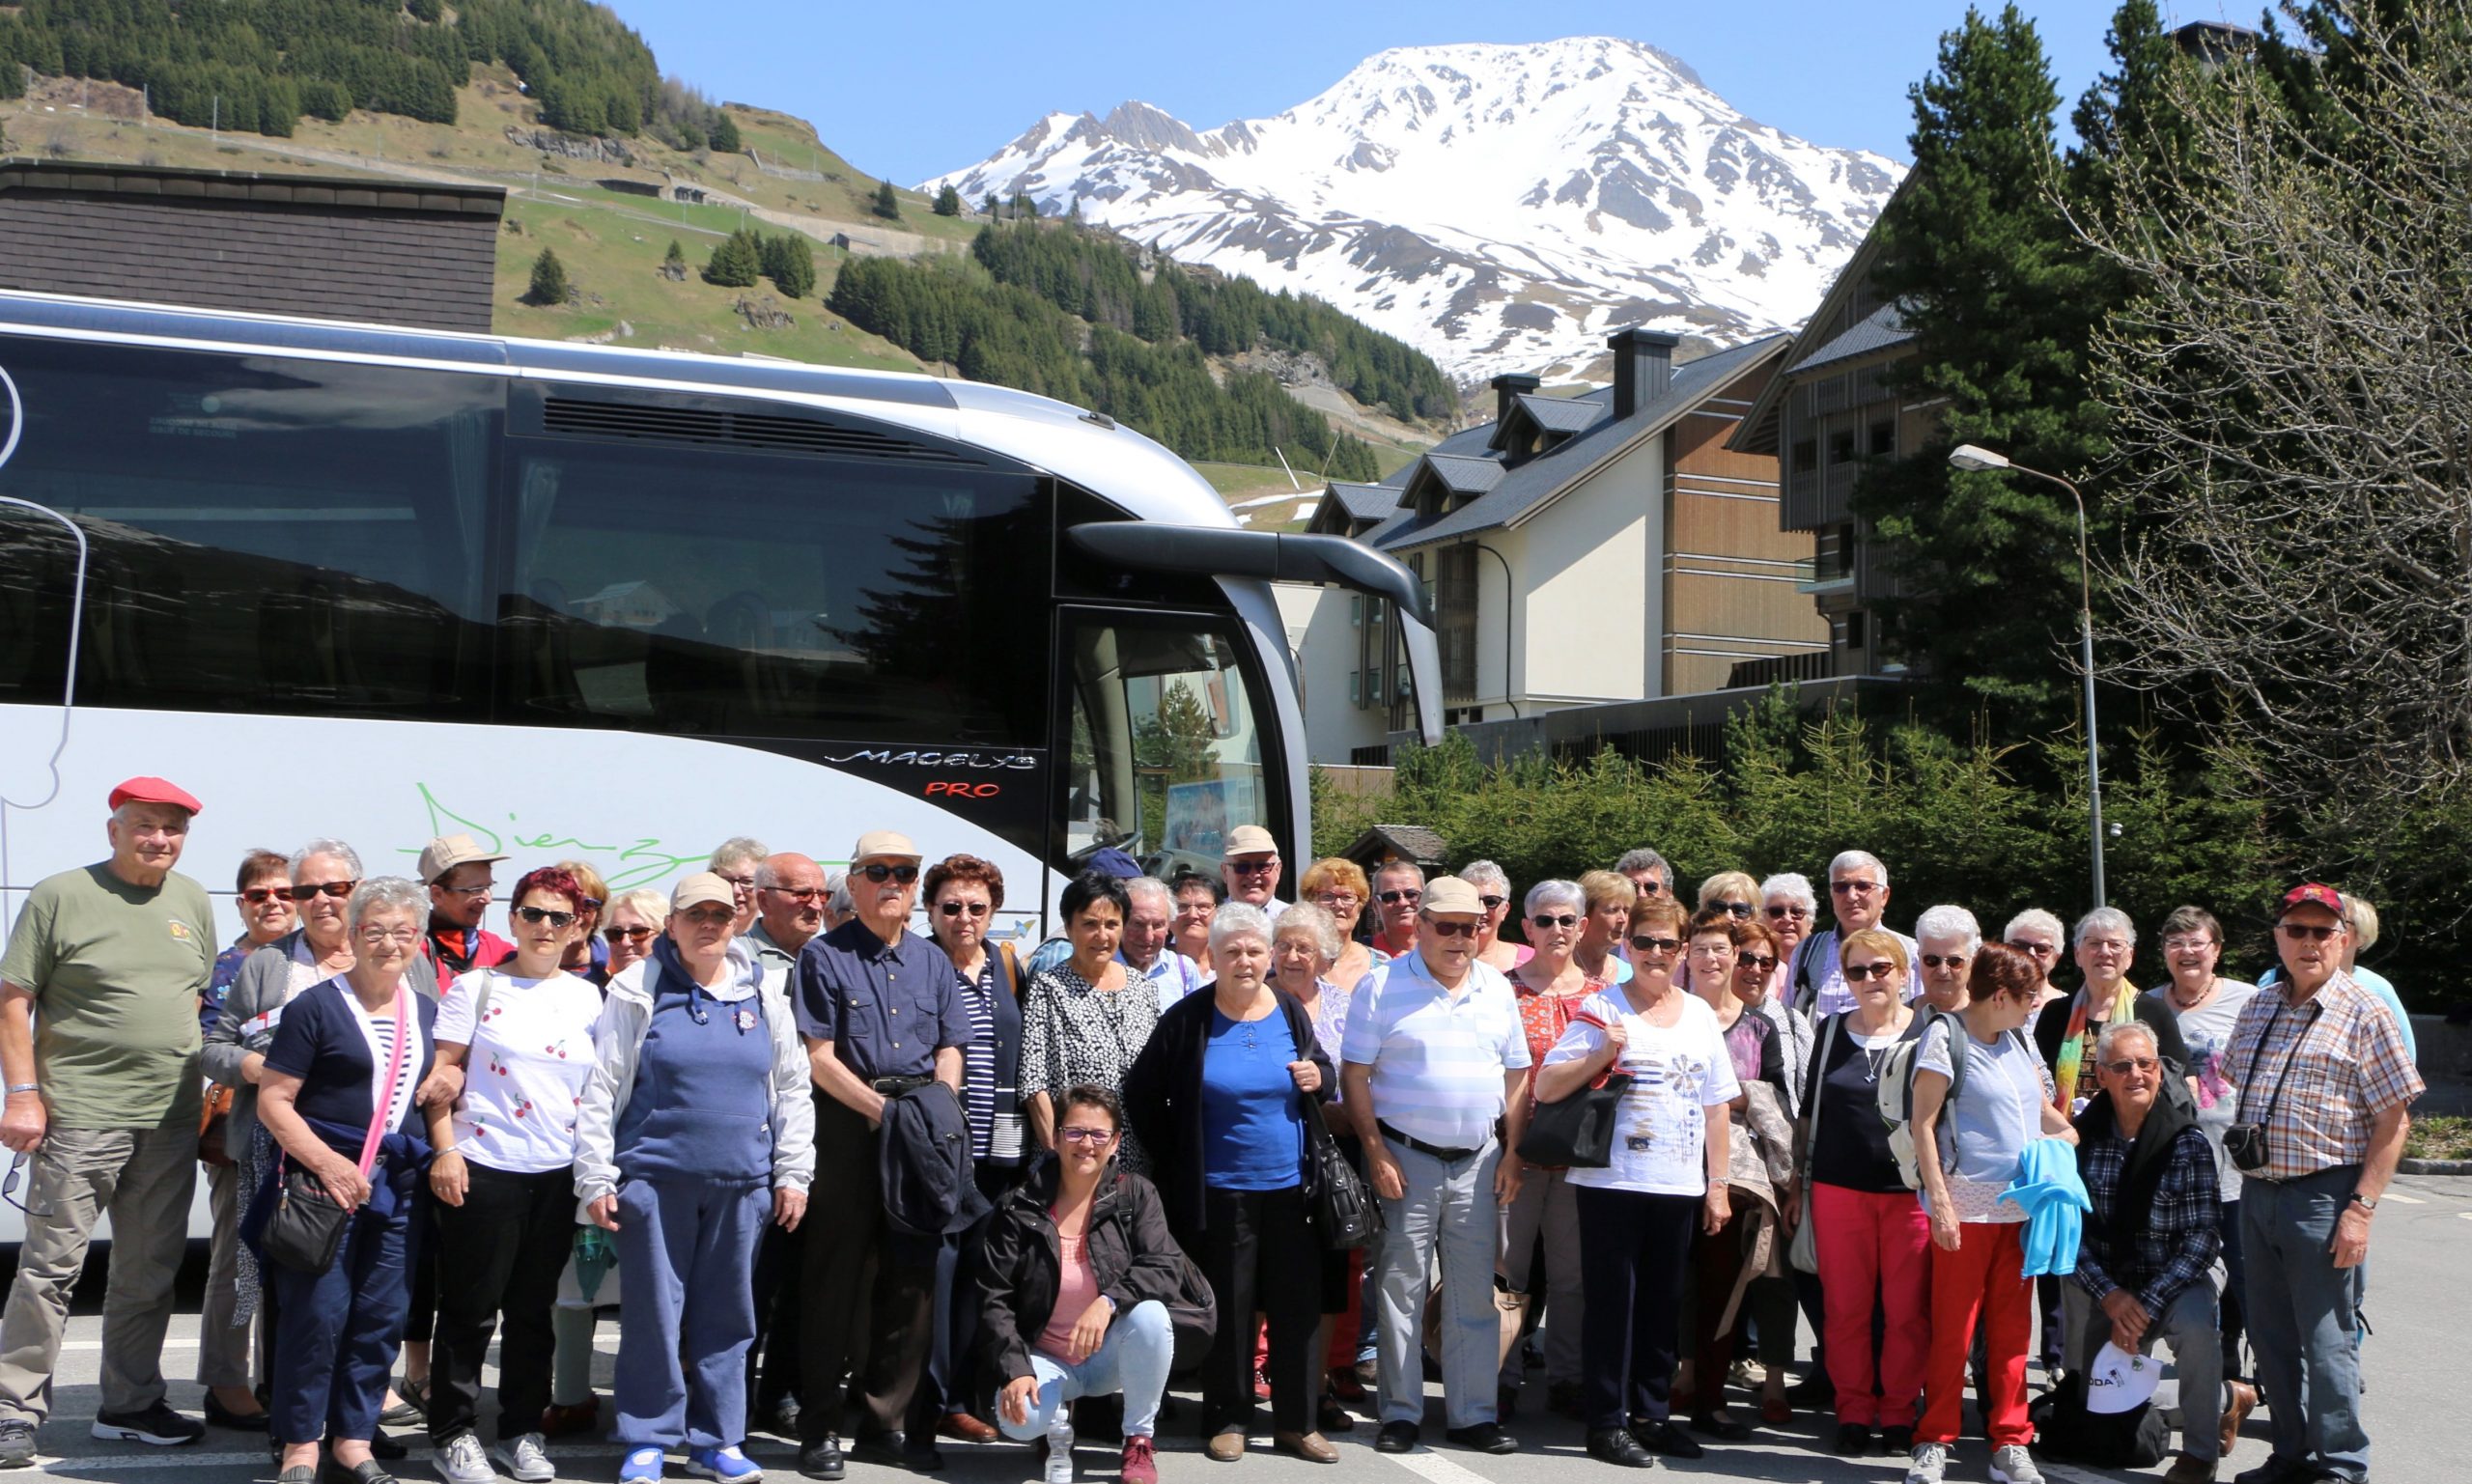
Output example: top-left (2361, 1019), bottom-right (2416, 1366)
top-left (1058, 1126), bottom-right (1116, 1145)
top-left (2008, 939), bottom-right (2057, 957)
top-left (1737, 953), bottom-right (1777, 971)
top-left (1631, 879), bottom-right (1667, 896)
top-left (938, 901), bottom-right (992, 918)
top-left (1478, 895), bottom-right (1508, 910)
top-left (287, 881), bottom-right (357, 902)
top-left (2277, 922), bottom-right (2340, 941)
top-left (2101, 1056), bottom-right (2160, 1075)
top-left (1531, 912), bottom-right (1580, 929)
top-left (438, 882), bottom-right (492, 899)
top-left (604, 924), bottom-right (655, 943)
top-left (764, 885), bottom-right (829, 904)
top-left (1830, 880), bottom-right (1882, 895)
top-left (1919, 953), bottom-right (1967, 969)
top-left (1227, 860), bottom-right (1278, 877)
top-left (1426, 919), bottom-right (1480, 938)
top-left (1717, 901), bottom-right (1754, 918)
top-left (514, 906), bottom-right (576, 928)
top-left (1377, 889), bottom-right (1422, 905)
top-left (857, 863), bottom-right (920, 884)
top-left (239, 886), bottom-right (292, 906)
top-left (1842, 961), bottom-right (1898, 981)
top-left (1628, 935), bottom-right (1681, 955)
top-left (1766, 905), bottom-right (1810, 920)
top-left (680, 907), bottom-right (736, 927)
top-left (1, 1156), bottom-right (20, 1214)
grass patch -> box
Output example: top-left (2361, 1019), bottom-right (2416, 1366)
top-left (2406, 1114), bottom-right (2472, 1162)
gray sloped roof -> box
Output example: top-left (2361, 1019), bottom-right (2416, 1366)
top-left (1362, 335), bottom-right (1790, 550)
top-left (1419, 453), bottom-right (1505, 495)
top-left (1325, 481), bottom-right (1401, 523)
top-left (1515, 392), bottom-right (1603, 434)
top-left (1785, 303), bottom-right (1912, 377)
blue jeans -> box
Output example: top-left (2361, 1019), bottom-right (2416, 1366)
top-left (2242, 1166), bottom-right (2369, 1481)
top-left (993, 1300), bottom-right (1173, 1440)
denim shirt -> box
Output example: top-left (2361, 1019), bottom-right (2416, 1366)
top-left (793, 918), bottom-right (971, 1079)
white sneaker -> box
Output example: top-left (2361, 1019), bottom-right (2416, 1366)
top-left (1990, 1444), bottom-right (2044, 1484)
top-left (1904, 1441), bottom-right (1950, 1484)
top-left (435, 1432), bottom-right (498, 1484)
top-left (491, 1434), bottom-right (554, 1484)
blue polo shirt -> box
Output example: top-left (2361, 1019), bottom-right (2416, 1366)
top-left (794, 918), bottom-right (971, 1080)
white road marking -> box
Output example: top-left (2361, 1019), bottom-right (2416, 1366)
top-left (1379, 1443), bottom-right (1507, 1484)
top-left (2376, 1190), bottom-right (2427, 1204)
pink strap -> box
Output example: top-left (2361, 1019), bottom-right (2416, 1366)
top-left (356, 984), bottom-right (412, 1177)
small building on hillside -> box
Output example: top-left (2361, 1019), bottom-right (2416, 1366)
top-left (1340, 825), bottom-right (1451, 880)
top-left (0, 158), bottom-right (505, 332)
top-left (1283, 326), bottom-right (1826, 764)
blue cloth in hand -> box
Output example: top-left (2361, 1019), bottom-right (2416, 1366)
top-left (2003, 1136), bottom-right (2092, 1278)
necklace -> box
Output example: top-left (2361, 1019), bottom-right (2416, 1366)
top-left (2170, 977), bottom-right (2213, 1013)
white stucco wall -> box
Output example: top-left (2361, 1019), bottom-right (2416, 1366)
top-left (1515, 434), bottom-right (1663, 703)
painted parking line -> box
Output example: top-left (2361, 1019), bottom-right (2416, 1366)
top-left (2377, 1190), bottom-right (2427, 1205)
top-left (1378, 1442), bottom-right (1512, 1484)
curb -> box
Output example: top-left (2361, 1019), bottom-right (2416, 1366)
top-left (2398, 1157), bottom-right (2472, 1175)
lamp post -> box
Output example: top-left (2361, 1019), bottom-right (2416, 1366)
top-left (1948, 443), bottom-right (2106, 908)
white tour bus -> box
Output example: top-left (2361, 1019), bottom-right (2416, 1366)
top-left (0, 288), bottom-right (1440, 1245)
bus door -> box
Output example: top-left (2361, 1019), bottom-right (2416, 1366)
top-left (0, 358), bottom-right (92, 832)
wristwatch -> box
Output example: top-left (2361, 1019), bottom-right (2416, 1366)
top-left (2349, 1192), bottom-right (2378, 1212)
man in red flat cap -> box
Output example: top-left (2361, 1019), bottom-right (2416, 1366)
top-left (0, 778), bottom-right (216, 1464)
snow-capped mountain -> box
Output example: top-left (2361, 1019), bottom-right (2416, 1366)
top-left (924, 37), bottom-right (1902, 385)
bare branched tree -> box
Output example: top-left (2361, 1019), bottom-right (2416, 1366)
top-left (2079, 0), bottom-right (2472, 861)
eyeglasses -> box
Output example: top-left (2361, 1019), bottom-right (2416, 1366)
top-left (2277, 922), bottom-right (2340, 941)
top-left (763, 885), bottom-right (829, 905)
top-left (1628, 935), bottom-right (1682, 955)
top-left (857, 863), bottom-right (919, 884)
top-left (2008, 939), bottom-right (2057, 957)
top-left (1630, 878), bottom-right (1668, 897)
top-left (1830, 880), bottom-right (1883, 895)
top-left (1377, 888), bottom-right (1422, 905)
top-left (1919, 953), bottom-right (1967, 969)
top-left (358, 927), bottom-right (421, 946)
top-left (579, 896), bottom-right (604, 911)
top-left (680, 907), bottom-right (736, 927)
top-left (1058, 1126), bottom-right (1116, 1145)
top-left (240, 886), bottom-right (292, 906)
top-left (1737, 953), bottom-right (1778, 971)
top-left (1314, 892), bottom-right (1362, 910)
top-left (515, 906), bottom-right (576, 928)
top-left (938, 901), bottom-right (992, 918)
top-left (2161, 936), bottom-right (2218, 954)
top-left (2101, 1056), bottom-right (2160, 1075)
top-left (1227, 860), bottom-right (1278, 877)
top-left (604, 924), bottom-right (655, 943)
top-left (1478, 895), bottom-right (1508, 910)
top-left (716, 873), bottom-right (756, 892)
top-left (1531, 912), bottom-right (1580, 929)
top-left (437, 882), bottom-right (492, 899)
top-left (1688, 939), bottom-right (1735, 957)
top-left (1766, 905), bottom-right (1810, 920)
top-left (288, 881), bottom-right (357, 902)
top-left (1, 1156), bottom-right (21, 1215)
top-left (1717, 901), bottom-right (1754, 918)
top-left (1842, 961), bottom-right (1898, 981)
top-left (1425, 919), bottom-right (1480, 938)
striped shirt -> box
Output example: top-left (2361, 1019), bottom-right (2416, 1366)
top-left (954, 958), bottom-right (999, 1161)
top-left (1341, 950), bottom-right (1530, 1151)
top-left (2223, 970), bottom-right (2423, 1182)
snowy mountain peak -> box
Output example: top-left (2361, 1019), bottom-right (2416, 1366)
top-left (927, 36), bottom-right (1901, 383)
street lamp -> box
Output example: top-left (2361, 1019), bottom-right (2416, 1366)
top-left (1948, 443), bottom-right (2107, 909)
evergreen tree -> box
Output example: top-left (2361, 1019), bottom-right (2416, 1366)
top-left (759, 233), bottom-right (816, 297)
top-left (934, 183), bottom-right (963, 217)
top-left (982, 191), bottom-right (999, 218)
top-left (1855, 3), bottom-right (2110, 731)
top-left (709, 108), bottom-right (741, 153)
top-left (702, 228), bottom-right (762, 288)
top-left (872, 179), bottom-right (901, 220)
top-left (664, 238), bottom-right (686, 268)
top-left (523, 246), bottom-right (570, 306)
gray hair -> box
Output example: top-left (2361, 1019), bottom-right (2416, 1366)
top-left (1828, 850), bottom-right (1888, 888)
top-left (1525, 879), bottom-right (1585, 917)
top-left (708, 836), bottom-right (770, 874)
top-left (1459, 859), bottom-right (1510, 895)
top-left (1273, 902), bottom-right (1343, 966)
top-left (1125, 876), bottom-right (1174, 913)
top-left (1615, 848), bottom-right (1670, 882)
top-left (609, 886), bottom-right (667, 926)
top-left (1914, 904), bottom-right (1982, 957)
top-left (2074, 906), bottom-right (2137, 949)
top-left (290, 837), bottom-right (364, 881)
top-left (2005, 907), bottom-right (2065, 947)
top-left (827, 882), bottom-right (854, 918)
top-left (2093, 1020), bottom-right (2159, 1063)
top-left (1208, 902), bottom-right (1274, 955)
top-left (2341, 893), bottom-right (2379, 950)
top-left (346, 876), bottom-right (428, 937)
top-left (1760, 872), bottom-right (1817, 912)
top-left (1372, 858), bottom-right (1425, 887)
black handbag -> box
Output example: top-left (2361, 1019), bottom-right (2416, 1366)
top-left (260, 1161), bottom-right (353, 1274)
top-left (1305, 1096), bottom-right (1383, 1250)
top-left (1518, 1072), bottom-right (1634, 1168)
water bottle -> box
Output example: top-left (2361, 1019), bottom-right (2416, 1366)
top-left (1044, 1407), bottom-right (1074, 1484)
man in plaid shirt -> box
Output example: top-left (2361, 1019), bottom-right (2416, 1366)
top-left (2221, 883), bottom-right (2423, 1484)
top-left (2072, 1022), bottom-right (2251, 1484)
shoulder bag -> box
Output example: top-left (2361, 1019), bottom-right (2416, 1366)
top-left (1789, 1011), bottom-right (1840, 1274)
top-left (1303, 1093), bottom-right (1382, 1249)
top-left (1516, 1010), bottom-right (1633, 1168)
top-left (261, 983), bottom-right (413, 1274)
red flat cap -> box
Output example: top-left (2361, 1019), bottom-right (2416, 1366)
top-left (108, 776), bottom-right (202, 815)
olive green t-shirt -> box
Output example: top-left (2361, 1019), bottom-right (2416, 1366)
top-left (0, 863), bottom-right (211, 1130)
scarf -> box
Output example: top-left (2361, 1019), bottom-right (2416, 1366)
top-left (2054, 983), bottom-right (2138, 1111)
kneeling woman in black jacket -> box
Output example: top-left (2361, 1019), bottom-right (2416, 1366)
top-left (978, 1085), bottom-right (1186, 1484)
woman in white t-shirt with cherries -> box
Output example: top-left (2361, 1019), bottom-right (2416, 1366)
top-left (1533, 893), bottom-right (1739, 1471)
top-left (421, 866), bottom-right (608, 1484)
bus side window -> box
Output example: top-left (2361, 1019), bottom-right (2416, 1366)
top-left (1057, 620), bottom-right (1271, 882)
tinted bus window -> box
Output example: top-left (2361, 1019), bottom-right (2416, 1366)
top-left (0, 335), bottom-right (497, 718)
top-left (503, 434), bottom-right (1050, 745)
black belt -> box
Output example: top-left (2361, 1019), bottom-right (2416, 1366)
top-left (1378, 1120), bottom-right (1483, 1162)
top-left (870, 1074), bottom-right (935, 1096)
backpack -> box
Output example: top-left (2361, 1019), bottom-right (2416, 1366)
top-left (1875, 1010), bottom-right (2031, 1190)
top-left (2030, 1370), bottom-right (2173, 1469)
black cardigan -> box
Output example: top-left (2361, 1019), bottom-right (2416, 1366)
top-left (1119, 985), bottom-right (1337, 1245)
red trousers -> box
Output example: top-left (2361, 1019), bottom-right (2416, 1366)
top-left (1812, 1182), bottom-right (1932, 1428)
top-left (1920, 1219), bottom-right (2032, 1447)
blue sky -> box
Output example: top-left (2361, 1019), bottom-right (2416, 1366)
top-left (604, 1), bottom-right (2239, 187)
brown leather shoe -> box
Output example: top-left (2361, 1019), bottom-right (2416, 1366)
top-left (2219, 1380), bottom-right (2258, 1459)
top-left (2164, 1456), bottom-right (2217, 1484)
top-left (1205, 1429), bottom-right (1248, 1463)
top-left (1274, 1432), bottom-right (1338, 1465)
top-left (540, 1398), bottom-right (599, 1438)
top-left (937, 1412), bottom-right (998, 1444)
